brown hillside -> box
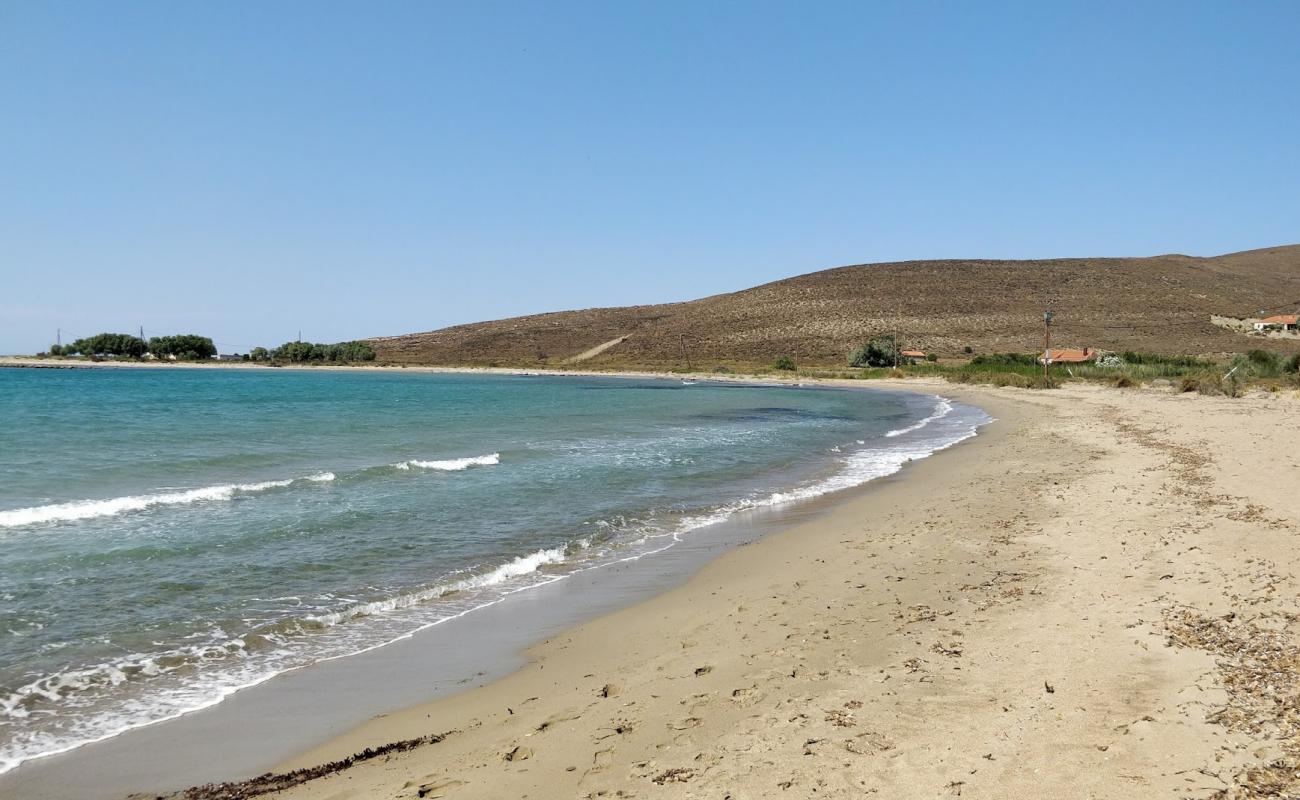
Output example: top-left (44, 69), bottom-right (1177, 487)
top-left (371, 246), bottom-right (1300, 367)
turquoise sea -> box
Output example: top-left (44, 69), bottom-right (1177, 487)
top-left (0, 367), bottom-right (988, 774)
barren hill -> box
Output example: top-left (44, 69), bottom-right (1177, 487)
top-left (371, 245), bottom-right (1300, 367)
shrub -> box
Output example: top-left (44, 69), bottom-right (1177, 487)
top-left (1285, 353), bottom-right (1300, 374)
top-left (773, 355), bottom-right (796, 371)
top-left (970, 352), bottom-right (1039, 367)
top-left (1247, 349), bottom-right (1279, 368)
top-left (1111, 374), bottom-right (1136, 388)
top-left (925, 353), bottom-right (938, 362)
top-left (1120, 351), bottom-right (1212, 368)
top-left (849, 336), bottom-right (906, 368)
top-left (48, 344), bottom-right (62, 356)
top-left (962, 346), bottom-right (973, 354)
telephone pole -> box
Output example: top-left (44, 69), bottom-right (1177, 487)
top-left (1043, 310), bottom-right (1054, 384)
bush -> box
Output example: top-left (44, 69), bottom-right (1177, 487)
top-left (48, 344), bottom-right (62, 356)
top-left (1111, 374), bottom-right (1136, 388)
top-left (773, 356), bottom-right (796, 371)
top-left (1247, 349), bottom-right (1280, 369)
top-left (969, 352), bottom-right (1039, 367)
top-left (925, 353), bottom-right (938, 362)
top-left (849, 336), bottom-right (906, 368)
top-left (962, 346), bottom-right (973, 354)
top-left (1121, 351), bottom-right (1211, 368)
top-left (1285, 353), bottom-right (1300, 374)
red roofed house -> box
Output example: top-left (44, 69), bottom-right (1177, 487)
top-left (1039, 347), bottom-right (1097, 365)
top-left (1254, 315), bottom-right (1299, 332)
top-left (901, 349), bottom-right (926, 359)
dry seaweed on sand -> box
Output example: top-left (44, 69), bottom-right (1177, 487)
top-left (157, 730), bottom-right (456, 800)
top-left (1165, 607), bottom-right (1300, 798)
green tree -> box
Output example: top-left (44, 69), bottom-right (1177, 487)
top-left (249, 346), bottom-right (269, 361)
top-left (148, 334), bottom-right (216, 360)
top-left (849, 336), bottom-right (906, 368)
top-left (67, 333), bottom-right (147, 357)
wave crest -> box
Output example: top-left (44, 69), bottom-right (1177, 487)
top-left (393, 453), bottom-right (500, 471)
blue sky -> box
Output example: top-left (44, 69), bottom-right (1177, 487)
top-left (2, 1), bottom-right (1297, 354)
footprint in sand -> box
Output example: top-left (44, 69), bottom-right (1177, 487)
top-left (731, 685), bottom-right (765, 706)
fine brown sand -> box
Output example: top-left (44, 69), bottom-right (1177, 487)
top-left (162, 378), bottom-right (1300, 800)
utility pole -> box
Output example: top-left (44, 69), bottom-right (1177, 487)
top-left (57, 328), bottom-right (61, 348)
top-left (1043, 310), bottom-right (1054, 384)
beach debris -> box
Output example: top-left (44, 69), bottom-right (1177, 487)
top-left (694, 665), bottom-right (713, 676)
top-left (1044, 681), bottom-right (1055, 694)
top-left (1164, 606), bottom-right (1300, 798)
top-left (824, 709), bottom-right (856, 727)
top-left (503, 744), bottom-right (533, 762)
top-left (598, 683), bottom-right (620, 698)
top-left (167, 729), bottom-right (456, 800)
top-left (416, 778), bottom-right (465, 798)
top-left (651, 767), bottom-right (694, 784)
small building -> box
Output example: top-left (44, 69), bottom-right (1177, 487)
top-left (1254, 314), bottom-right (1299, 332)
top-left (216, 353), bottom-right (243, 361)
top-left (901, 349), bottom-right (926, 359)
top-left (1039, 347), bottom-right (1096, 365)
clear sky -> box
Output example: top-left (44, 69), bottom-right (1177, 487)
top-left (2, 1), bottom-right (1297, 354)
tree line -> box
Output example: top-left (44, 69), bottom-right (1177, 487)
top-left (47, 334), bottom-right (376, 363)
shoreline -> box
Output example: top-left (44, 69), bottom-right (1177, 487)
top-left (175, 380), bottom-right (1300, 798)
top-left (5, 370), bottom-right (1299, 797)
top-left (0, 374), bottom-right (987, 798)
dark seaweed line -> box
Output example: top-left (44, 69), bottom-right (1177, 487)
top-left (146, 729), bottom-right (457, 800)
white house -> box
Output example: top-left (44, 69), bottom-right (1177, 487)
top-left (1254, 314), bottom-right (1299, 332)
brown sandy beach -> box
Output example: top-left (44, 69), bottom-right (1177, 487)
top-left (151, 378), bottom-right (1298, 800)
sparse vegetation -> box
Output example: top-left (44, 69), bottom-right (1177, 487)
top-left (773, 355), bottom-right (796, 371)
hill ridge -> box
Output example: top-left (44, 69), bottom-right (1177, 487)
top-left (371, 245), bottom-right (1300, 366)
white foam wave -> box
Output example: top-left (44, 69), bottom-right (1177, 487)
top-left (0, 480), bottom-right (294, 529)
top-left (305, 472), bottom-right (336, 482)
top-left (393, 453), bottom-right (500, 471)
top-left (302, 545), bottom-right (565, 628)
top-left (885, 396), bottom-right (953, 438)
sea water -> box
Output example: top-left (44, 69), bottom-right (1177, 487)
top-left (0, 367), bottom-right (988, 773)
